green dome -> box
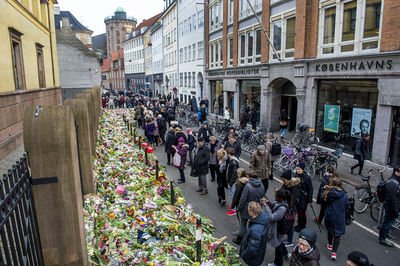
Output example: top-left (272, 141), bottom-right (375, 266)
top-left (115, 7), bottom-right (125, 13)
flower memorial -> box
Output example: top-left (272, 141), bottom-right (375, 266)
top-left (84, 109), bottom-right (240, 265)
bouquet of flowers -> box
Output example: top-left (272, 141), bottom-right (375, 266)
top-left (84, 109), bottom-right (240, 265)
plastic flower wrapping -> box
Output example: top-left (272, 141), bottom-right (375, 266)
top-left (84, 109), bottom-right (240, 265)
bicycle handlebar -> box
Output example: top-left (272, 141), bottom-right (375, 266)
top-left (367, 165), bottom-right (390, 176)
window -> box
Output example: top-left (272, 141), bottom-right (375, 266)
top-left (198, 41), bottom-right (203, 59)
top-left (36, 43), bottom-right (45, 88)
top-left (188, 45), bottom-right (192, 61)
top-left (228, 37), bottom-right (233, 65)
top-left (239, 28), bottom-right (263, 64)
top-left (271, 15), bottom-right (295, 61)
top-left (240, 0), bottom-right (261, 18)
top-left (255, 29), bottom-right (261, 62)
top-left (180, 48), bottom-right (183, 63)
top-left (184, 72), bottom-right (187, 87)
top-left (210, 44), bottom-right (214, 67)
top-left (192, 72), bottom-right (196, 87)
top-left (9, 28), bottom-right (25, 90)
top-left (240, 33), bottom-right (246, 64)
top-left (228, 0), bottom-right (234, 24)
top-left (180, 73), bottom-right (183, 86)
top-left (184, 47), bottom-right (188, 62)
top-left (247, 32), bottom-right (254, 63)
top-left (319, 0), bottom-right (382, 56)
top-left (192, 44), bottom-right (196, 60)
top-left (198, 10), bottom-right (204, 27)
top-left (219, 39), bottom-right (223, 67)
top-left (193, 15), bottom-right (197, 30)
top-left (188, 72), bottom-right (191, 87)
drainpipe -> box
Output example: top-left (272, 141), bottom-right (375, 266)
top-left (47, 1), bottom-right (56, 87)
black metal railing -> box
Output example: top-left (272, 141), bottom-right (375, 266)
top-left (0, 155), bottom-right (44, 266)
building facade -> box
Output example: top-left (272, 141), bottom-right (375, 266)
top-left (151, 22), bottom-right (164, 96)
top-left (0, 0), bottom-right (61, 159)
top-left (103, 8), bottom-right (137, 91)
top-left (177, 0), bottom-right (205, 104)
top-left (205, 0), bottom-right (400, 166)
top-left (162, 0), bottom-right (179, 97)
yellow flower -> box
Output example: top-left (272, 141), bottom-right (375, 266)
top-left (109, 213), bottom-right (115, 219)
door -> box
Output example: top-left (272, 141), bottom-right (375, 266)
top-left (389, 107), bottom-right (400, 166)
top-left (281, 96), bottom-right (297, 131)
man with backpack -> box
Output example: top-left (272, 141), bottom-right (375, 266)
top-left (378, 166), bottom-right (400, 247)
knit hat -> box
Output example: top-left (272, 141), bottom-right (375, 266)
top-left (299, 228), bottom-right (317, 248)
top-left (257, 145), bottom-right (266, 151)
top-left (202, 121), bottom-right (208, 125)
top-left (178, 137), bottom-right (185, 143)
top-left (296, 162), bottom-right (306, 170)
top-left (281, 170), bottom-right (292, 180)
top-left (186, 128), bottom-right (193, 135)
top-left (347, 251), bottom-right (371, 266)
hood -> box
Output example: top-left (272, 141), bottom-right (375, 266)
top-left (248, 177), bottom-right (262, 188)
top-left (287, 177), bottom-right (301, 188)
top-left (250, 211), bottom-right (268, 227)
top-left (298, 247), bottom-right (321, 262)
top-left (328, 188), bottom-right (346, 200)
top-left (238, 176), bottom-right (249, 184)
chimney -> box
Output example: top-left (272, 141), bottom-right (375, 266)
top-left (61, 17), bottom-right (72, 31)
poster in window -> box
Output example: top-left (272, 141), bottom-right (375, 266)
top-left (351, 108), bottom-right (372, 137)
top-left (324, 105), bottom-right (340, 133)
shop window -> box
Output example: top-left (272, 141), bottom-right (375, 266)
top-left (271, 15), bottom-right (295, 61)
top-left (315, 80), bottom-right (378, 153)
top-left (210, 80), bottom-right (224, 116)
top-left (9, 28), bottom-right (25, 90)
top-left (319, 0), bottom-right (382, 56)
top-left (36, 43), bottom-right (45, 88)
top-left (239, 80), bottom-right (261, 127)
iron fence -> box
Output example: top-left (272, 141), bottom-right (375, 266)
top-left (0, 155), bottom-right (43, 266)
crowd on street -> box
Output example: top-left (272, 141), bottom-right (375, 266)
top-left (102, 91), bottom-right (400, 266)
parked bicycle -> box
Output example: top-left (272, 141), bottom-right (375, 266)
top-left (353, 167), bottom-right (388, 222)
top-left (292, 124), bottom-right (320, 147)
top-left (313, 145), bottom-right (344, 180)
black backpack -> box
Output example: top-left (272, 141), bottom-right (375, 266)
top-left (377, 179), bottom-right (399, 203)
top-left (271, 143), bottom-right (282, 156)
top-left (276, 203), bottom-right (295, 235)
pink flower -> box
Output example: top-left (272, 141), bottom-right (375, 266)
top-left (116, 185), bottom-right (125, 195)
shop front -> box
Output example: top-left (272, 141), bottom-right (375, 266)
top-left (306, 54), bottom-right (400, 165)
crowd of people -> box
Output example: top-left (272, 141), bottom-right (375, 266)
top-left (103, 92), bottom-right (399, 266)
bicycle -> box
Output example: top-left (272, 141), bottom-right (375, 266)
top-left (313, 145), bottom-right (343, 180)
top-left (292, 124), bottom-right (320, 147)
top-left (353, 167), bottom-right (388, 222)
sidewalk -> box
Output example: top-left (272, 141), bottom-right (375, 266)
top-left (0, 145), bottom-right (25, 177)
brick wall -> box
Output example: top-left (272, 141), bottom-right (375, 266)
top-left (0, 88), bottom-right (61, 160)
top-left (295, 0), bottom-right (319, 59)
top-left (381, 0), bottom-right (400, 52)
top-left (232, 0), bottom-right (239, 66)
top-left (261, 0), bottom-right (270, 63)
top-left (223, 0), bottom-right (228, 68)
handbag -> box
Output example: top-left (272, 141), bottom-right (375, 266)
top-left (190, 166), bottom-right (198, 177)
top-left (173, 153), bottom-right (181, 167)
top-left (279, 120), bottom-right (288, 126)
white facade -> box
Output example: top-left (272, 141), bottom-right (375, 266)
top-left (161, 1), bottom-right (178, 97)
top-left (123, 33), bottom-right (145, 91)
top-left (151, 23), bottom-right (164, 95)
top-left (177, 0), bottom-right (205, 103)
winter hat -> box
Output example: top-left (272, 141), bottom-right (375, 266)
top-left (186, 128), bottom-right (193, 135)
top-left (299, 228), bottom-right (317, 248)
top-left (198, 137), bottom-right (206, 142)
top-left (281, 170), bottom-right (292, 180)
top-left (296, 162), bottom-right (306, 170)
top-left (202, 121), bottom-right (209, 125)
top-left (257, 145), bottom-right (266, 151)
top-left (347, 251), bottom-right (371, 266)
top-left (178, 137), bottom-right (185, 143)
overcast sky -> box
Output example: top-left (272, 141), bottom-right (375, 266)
top-left (57, 0), bottom-right (164, 35)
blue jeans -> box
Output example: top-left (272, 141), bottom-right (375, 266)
top-left (179, 168), bottom-right (185, 182)
top-left (280, 127), bottom-right (288, 137)
top-left (229, 183), bottom-right (236, 199)
top-left (379, 207), bottom-right (397, 241)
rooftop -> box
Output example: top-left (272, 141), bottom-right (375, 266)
top-left (54, 11), bottom-right (93, 33)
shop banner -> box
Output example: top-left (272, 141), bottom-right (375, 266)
top-left (324, 105), bottom-right (340, 133)
top-left (351, 108), bottom-right (372, 137)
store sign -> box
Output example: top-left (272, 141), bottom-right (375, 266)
top-left (207, 68), bottom-right (260, 77)
top-left (315, 59), bottom-right (393, 72)
top-left (324, 105), bottom-right (340, 133)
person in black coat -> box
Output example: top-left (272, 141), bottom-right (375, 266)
top-left (156, 114), bottom-right (167, 144)
top-left (197, 121), bottom-right (213, 143)
top-left (193, 137), bottom-right (210, 195)
top-left (224, 134), bottom-right (242, 158)
top-left (239, 202), bottom-right (269, 266)
top-left (174, 128), bottom-right (187, 145)
top-left (316, 166), bottom-right (335, 224)
top-left (350, 134), bottom-right (370, 176)
top-left (294, 161), bottom-right (313, 232)
top-left (379, 166), bottom-right (400, 247)
top-left (165, 127), bottom-right (176, 165)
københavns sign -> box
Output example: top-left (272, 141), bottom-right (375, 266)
top-left (315, 59), bottom-right (393, 72)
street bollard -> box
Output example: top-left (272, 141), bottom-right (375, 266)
top-left (155, 160), bottom-right (159, 181)
top-left (196, 217), bottom-right (202, 263)
top-left (170, 180), bottom-right (175, 205)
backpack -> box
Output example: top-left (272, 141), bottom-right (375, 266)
top-left (271, 143), bottom-right (282, 156)
top-left (276, 203), bottom-right (295, 235)
top-left (377, 179), bottom-right (399, 203)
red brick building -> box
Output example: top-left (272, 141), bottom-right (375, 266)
top-left (205, 0), bottom-right (400, 165)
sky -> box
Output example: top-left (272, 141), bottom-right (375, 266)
top-left (57, 0), bottom-right (164, 35)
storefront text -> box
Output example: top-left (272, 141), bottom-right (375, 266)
top-left (315, 59), bottom-right (393, 72)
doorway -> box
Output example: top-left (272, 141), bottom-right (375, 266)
top-left (389, 107), bottom-right (400, 166)
top-left (281, 96), bottom-right (298, 131)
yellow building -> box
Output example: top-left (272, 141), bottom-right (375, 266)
top-left (0, 0), bottom-right (61, 159)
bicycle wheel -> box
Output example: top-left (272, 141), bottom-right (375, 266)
top-left (370, 198), bottom-right (381, 222)
top-left (354, 188), bottom-right (370, 214)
